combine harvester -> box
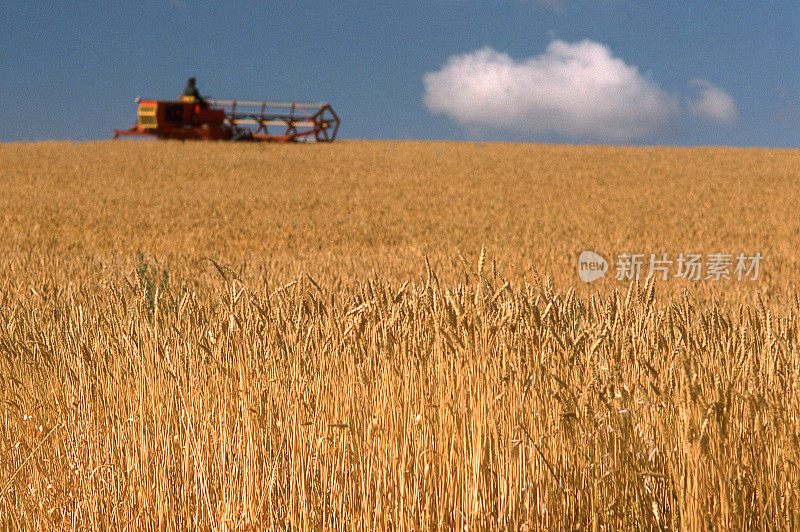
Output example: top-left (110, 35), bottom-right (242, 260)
top-left (114, 95), bottom-right (339, 142)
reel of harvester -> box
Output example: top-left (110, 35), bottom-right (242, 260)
top-left (210, 100), bottom-right (340, 142)
top-left (114, 96), bottom-right (339, 142)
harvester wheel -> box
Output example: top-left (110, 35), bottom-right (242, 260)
top-left (231, 130), bottom-right (253, 142)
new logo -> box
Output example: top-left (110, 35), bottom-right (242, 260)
top-left (578, 251), bottom-right (608, 283)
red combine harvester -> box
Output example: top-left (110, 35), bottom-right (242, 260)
top-left (114, 96), bottom-right (339, 142)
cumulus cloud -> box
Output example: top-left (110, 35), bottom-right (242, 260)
top-left (423, 40), bottom-right (679, 141)
top-left (423, 40), bottom-right (738, 141)
top-left (688, 79), bottom-right (739, 125)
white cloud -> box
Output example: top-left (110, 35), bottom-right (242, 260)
top-left (423, 40), bottom-right (680, 141)
top-left (688, 79), bottom-right (739, 125)
top-left (424, 41), bottom-right (741, 141)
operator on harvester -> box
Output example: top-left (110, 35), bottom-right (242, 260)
top-left (183, 77), bottom-right (208, 108)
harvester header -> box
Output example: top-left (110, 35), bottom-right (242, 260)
top-left (114, 96), bottom-right (339, 142)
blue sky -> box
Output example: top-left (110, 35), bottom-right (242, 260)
top-left (1, 1), bottom-right (798, 146)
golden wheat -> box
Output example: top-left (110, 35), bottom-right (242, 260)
top-left (2, 140), bottom-right (800, 529)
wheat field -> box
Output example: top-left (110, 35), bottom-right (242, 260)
top-left (2, 140), bottom-right (800, 529)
